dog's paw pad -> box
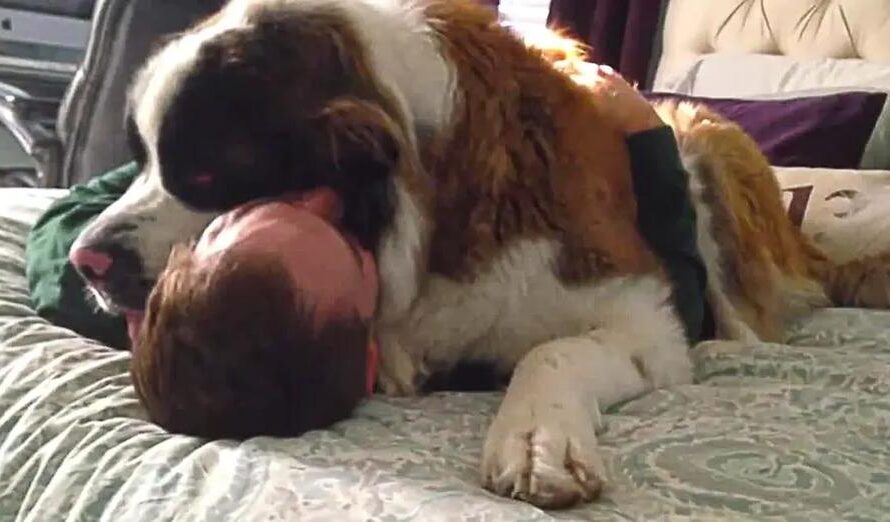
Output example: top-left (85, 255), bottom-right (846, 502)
top-left (482, 420), bottom-right (605, 509)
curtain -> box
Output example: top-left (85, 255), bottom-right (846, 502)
top-left (547, 0), bottom-right (663, 88)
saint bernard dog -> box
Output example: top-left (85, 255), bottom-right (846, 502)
top-left (69, 0), bottom-right (890, 508)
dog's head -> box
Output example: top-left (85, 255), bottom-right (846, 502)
top-left (69, 0), bottom-right (444, 315)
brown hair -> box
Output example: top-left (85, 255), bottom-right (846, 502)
top-left (130, 244), bottom-right (370, 439)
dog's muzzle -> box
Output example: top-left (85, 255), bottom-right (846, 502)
top-left (69, 240), bottom-right (154, 311)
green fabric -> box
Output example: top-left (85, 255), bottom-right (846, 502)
top-left (25, 162), bottom-right (140, 350)
top-left (627, 125), bottom-right (711, 343)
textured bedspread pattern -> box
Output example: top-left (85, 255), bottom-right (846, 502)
top-left (2, 188), bottom-right (890, 521)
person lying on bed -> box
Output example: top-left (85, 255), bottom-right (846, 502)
top-left (128, 187), bottom-right (379, 438)
top-left (25, 64), bottom-right (712, 436)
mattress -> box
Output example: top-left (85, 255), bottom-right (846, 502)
top-left (2, 187), bottom-right (890, 521)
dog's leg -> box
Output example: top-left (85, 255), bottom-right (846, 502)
top-left (481, 276), bottom-right (692, 508)
top-left (375, 329), bottom-right (427, 396)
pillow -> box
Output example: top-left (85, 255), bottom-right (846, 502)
top-left (653, 53), bottom-right (890, 99)
top-left (773, 167), bottom-right (890, 263)
top-left (643, 90), bottom-right (889, 170)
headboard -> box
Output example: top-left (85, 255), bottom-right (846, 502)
top-left (652, 0), bottom-right (890, 89)
top-left (646, 0), bottom-right (890, 262)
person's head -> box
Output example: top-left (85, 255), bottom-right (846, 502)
top-left (130, 188), bottom-right (378, 439)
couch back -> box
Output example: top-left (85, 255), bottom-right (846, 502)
top-left (58, 0), bottom-right (225, 186)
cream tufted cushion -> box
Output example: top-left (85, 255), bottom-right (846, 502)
top-left (654, 0), bottom-right (890, 88)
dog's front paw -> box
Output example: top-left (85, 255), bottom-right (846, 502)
top-left (375, 332), bottom-right (425, 396)
top-left (377, 367), bottom-right (418, 396)
top-left (481, 406), bottom-right (605, 509)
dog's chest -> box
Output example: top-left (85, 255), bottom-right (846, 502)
top-left (380, 239), bottom-right (604, 376)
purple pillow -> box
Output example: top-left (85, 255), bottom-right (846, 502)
top-left (641, 91), bottom-right (888, 169)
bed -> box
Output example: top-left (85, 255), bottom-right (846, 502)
top-left (3, 1), bottom-right (890, 520)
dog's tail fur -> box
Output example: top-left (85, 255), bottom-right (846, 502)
top-left (809, 252), bottom-right (890, 309)
top-left (655, 98), bottom-right (890, 343)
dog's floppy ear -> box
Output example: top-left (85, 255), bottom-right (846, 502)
top-left (311, 97), bottom-right (402, 248)
top-left (312, 97), bottom-right (402, 185)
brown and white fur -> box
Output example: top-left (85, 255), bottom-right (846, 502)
top-left (70, 0), bottom-right (890, 509)
top-left (655, 100), bottom-right (890, 341)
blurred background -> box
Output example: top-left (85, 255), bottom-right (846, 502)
top-left (0, 1), bottom-right (93, 187)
